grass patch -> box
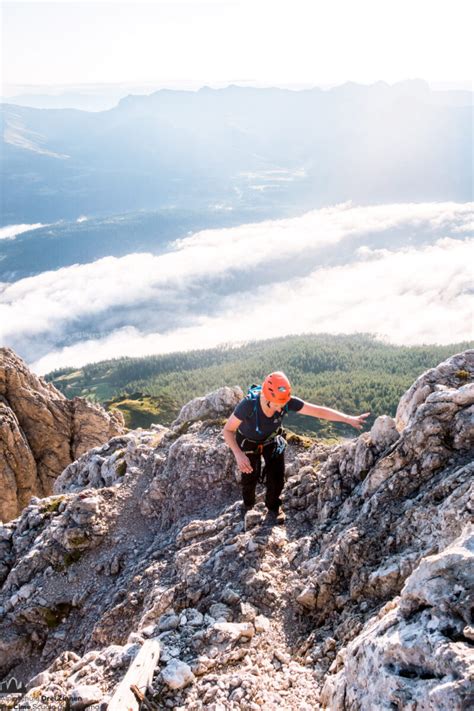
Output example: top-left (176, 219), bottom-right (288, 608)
top-left (41, 496), bottom-right (65, 515)
top-left (54, 369), bottom-right (83, 382)
top-left (285, 430), bottom-right (316, 449)
top-left (103, 392), bottom-right (178, 428)
top-left (67, 534), bottom-right (89, 547)
top-left (63, 550), bottom-right (83, 566)
top-left (201, 417), bottom-right (228, 429)
top-left (42, 603), bottom-right (72, 628)
top-left (317, 436), bottom-right (342, 446)
top-left (116, 460), bottom-right (127, 477)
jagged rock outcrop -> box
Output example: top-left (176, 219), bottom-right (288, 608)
top-left (288, 380), bottom-right (473, 617)
top-left (0, 347), bottom-right (125, 522)
top-left (321, 526), bottom-right (474, 709)
top-left (395, 349), bottom-right (473, 429)
top-left (0, 402), bottom-right (38, 526)
top-left (171, 386), bottom-right (243, 428)
top-left (0, 351), bottom-right (472, 710)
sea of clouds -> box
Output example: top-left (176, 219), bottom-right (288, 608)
top-left (0, 201), bottom-right (472, 374)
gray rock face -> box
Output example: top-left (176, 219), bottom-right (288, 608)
top-left (140, 423), bottom-right (240, 528)
top-left (0, 347), bottom-right (125, 522)
top-left (321, 526), bottom-right (474, 710)
top-left (396, 349), bottom-right (474, 429)
top-left (171, 385), bottom-right (243, 427)
top-left (369, 414), bottom-right (400, 449)
top-left (285, 379), bottom-right (473, 618)
top-left (53, 430), bottom-right (159, 494)
top-left (0, 350), bottom-right (472, 710)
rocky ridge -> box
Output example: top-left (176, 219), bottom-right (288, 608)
top-left (0, 348), bottom-right (125, 522)
top-left (0, 353), bottom-right (472, 710)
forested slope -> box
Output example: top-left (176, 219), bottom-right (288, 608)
top-left (46, 333), bottom-right (473, 437)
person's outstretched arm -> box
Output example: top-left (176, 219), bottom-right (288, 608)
top-left (298, 402), bottom-right (370, 430)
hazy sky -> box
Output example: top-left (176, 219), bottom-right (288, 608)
top-left (2, 0), bottom-right (472, 94)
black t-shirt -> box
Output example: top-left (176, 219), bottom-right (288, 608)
top-left (233, 395), bottom-right (305, 441)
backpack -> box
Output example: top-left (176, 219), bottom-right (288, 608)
top-left (246, 383), bottom-right (289, 436)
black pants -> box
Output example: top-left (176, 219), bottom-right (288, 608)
top-left (236, 432), bottom-right (285, 512)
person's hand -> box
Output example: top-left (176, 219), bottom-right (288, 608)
top-left (346, 412), bottom-right (371, 430)
top-left (235, 451), bottom-right (253, 474)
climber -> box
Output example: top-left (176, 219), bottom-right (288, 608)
top-left (222, 371), bottom-right (370, 524)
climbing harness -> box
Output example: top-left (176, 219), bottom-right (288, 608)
top-left (274, 433), bottom-right (287, 456)
top-left (236, 429), bottom-right (286, 484)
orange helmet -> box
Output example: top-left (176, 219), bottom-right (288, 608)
top-left (262, 371), bottom-right (292, 405)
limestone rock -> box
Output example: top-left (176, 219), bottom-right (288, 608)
top-left (140, 425), bottom-right (239, 528)
top-left (254, 615), bottom-right (270, 633)
top-left (321, 526), bottom-right (474, 710)
top-left (70, 399), bottom-right (125, 458)
top-left (161, 659), bottom-right (195, 689)
top-left (209, 603), bottom-right (233, 622)
top-left (0, 350), bottom-right (472, 710)
top-left (398, 525), bottom-right (474, 623)
top-left (245, 509), bottom-right (263, 530)
top-left (396, 349), bottom-right (474, 429)
top-left (53, 430), bottom-right (156, 494)
top-left (0, 402), bottom-right (38, 521)
top-left (209, 621), bottom-right (255, 644)
top-left (369, 415), bottom-right (400, 450)
top-left (158, 611), bottom-right (180, 631)
top-left (0, 347), bottom-right (125, 521)
top-left (171, 385), bottom-right (243, 427)
top-left (281, 362), bottom-right (473, 647)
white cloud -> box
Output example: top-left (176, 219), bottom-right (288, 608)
top-left (0, 223), bottom-right (47, 240)
top-left (0, 201), bottom-right (472, 372)
top-left (2, 201), bottom-right (472, 345)
top-left (355, 246), bottom-right (392, 260)
top-left (28, 234), bottom-right (473, 374)
top-left (452, 221), bottom-right (474, 233)
top-left (12, 206), bottom-right (474, 373)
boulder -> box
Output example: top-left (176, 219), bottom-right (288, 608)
top-left (161, 659), bottom-right (195, 690)
top-left (171, 386), bottom-right (243, 427)
top-left (396, 349), bottom-right (474, 429)
top-left (322, 526), bottom-right (474, 710)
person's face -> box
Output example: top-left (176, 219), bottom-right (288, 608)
top-left (266, 399), bottom-right (285, 413)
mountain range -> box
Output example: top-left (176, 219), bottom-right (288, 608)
top-left (2, 81), bottom-right (472, 224)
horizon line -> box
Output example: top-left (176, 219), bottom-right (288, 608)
top-left (2, 78), bottom-right (473, 99)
